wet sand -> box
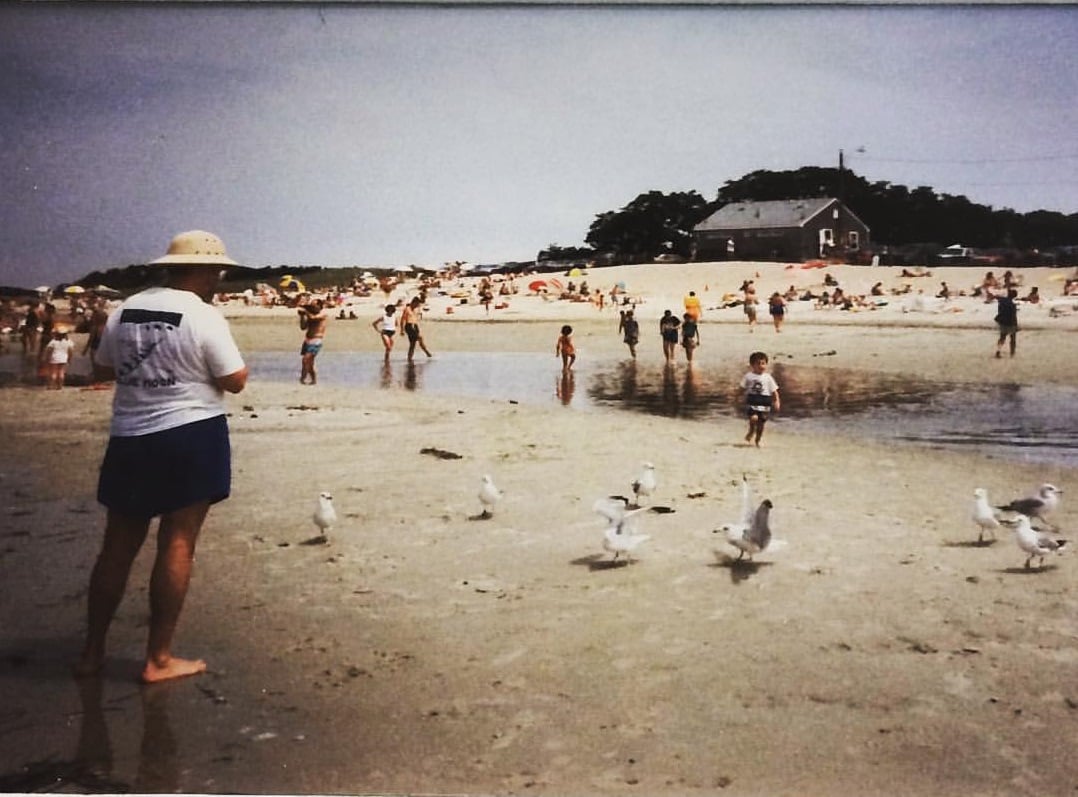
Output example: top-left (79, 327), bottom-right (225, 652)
top-left (1, 261), bottom-right (1076, 795)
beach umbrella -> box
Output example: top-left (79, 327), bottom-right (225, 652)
top-left (63, 285), bottom-right (86, 294)
top-left (35, 285), bottom-right (51, 294)
top-left (279, 276), bottom-right (306, 292)
top-left (568, 267), bottom-right (583, 277)
top-left (91, 284), bottom-right (123, 298)
top-left (394, 265), bottom-right (414, 273)
top-left (546, 277), bottom-right (565, 292)
top-left (528, 279), bottom-right (547, 293)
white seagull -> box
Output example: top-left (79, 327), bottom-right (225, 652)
top-left (716, 475), bottom-right (777, 561)
top-left (631, 462), bottom-right (657, 507)
top-left (1002, 514), bottom-right (1067, 570)
top-left (971, 488), bottom-right (1001, 543)
top-left (478, 474), bottom-right (503, 519)
top-left (313, 491), bottom-right (337, 539)
top-left (998, 483), bottom-right (1063, 530)
top-left (594, 498), bottom-right (650, 563)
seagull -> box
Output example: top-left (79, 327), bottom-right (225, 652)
top-left (998, 483), bottom-right (1063, 530)
top-left (1002, 514), bottom-right (1067, 570)
top-left (631, 462), bottom-right (657, 507)
top-left (716, 475), bottom-right (776, 561)
top-left (971, 488), bottom-right (1001, 543)
top-left (478, 474), bottom-right (503, 519)
top-left (594, 498), bottom-right (650, 563)
top-left (313, 491), bottom-right (337, 539)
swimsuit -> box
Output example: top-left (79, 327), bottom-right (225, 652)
top-left (301, 338), bottom-right (323, 356)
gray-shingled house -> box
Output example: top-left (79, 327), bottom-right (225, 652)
top-left (692, 197), bottom-right (870, 263)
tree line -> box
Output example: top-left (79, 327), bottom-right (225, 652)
top-left (541, 167), bottom-right (1078, 266)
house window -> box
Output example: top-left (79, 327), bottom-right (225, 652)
top-left (847, 231), bottom-right (860, 250)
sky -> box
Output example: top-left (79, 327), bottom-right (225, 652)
top-left (3, 4), bottom-right (1078, 287)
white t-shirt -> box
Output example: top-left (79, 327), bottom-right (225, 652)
top-left (740, 370), bottom-right (779, 411)
top-left (97, 287), bottom-right (245, 437)
top-left (45, 338), bottom-right (76, 364)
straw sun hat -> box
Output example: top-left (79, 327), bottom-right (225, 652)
top-left (149, 230), bottom-right (238, 267)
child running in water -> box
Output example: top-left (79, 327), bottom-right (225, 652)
top-left (556, 325), bottom-right (576, 372)
top-left (740, 351), bottom-right (781, 446)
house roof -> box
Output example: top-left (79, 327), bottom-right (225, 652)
top-left (695, 197), bottom-right (840, 232)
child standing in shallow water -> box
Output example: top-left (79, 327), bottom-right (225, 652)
top-left (43, 327), bottom-right (75, 389)
top-left (556, 325), bottom-right (576, 372)
top-left (740, 351), bottom-right (781, 446)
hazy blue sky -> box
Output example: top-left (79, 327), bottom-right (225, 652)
top-left (3, 4), bottom-right (1078, 286)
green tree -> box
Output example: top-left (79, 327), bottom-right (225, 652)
top-left (585, 190), bottom-right (710, 262)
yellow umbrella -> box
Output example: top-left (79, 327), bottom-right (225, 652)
top-left (568, 267), bottom-right (582, 277)
top-left (63, 285), bottom-right (86, 294)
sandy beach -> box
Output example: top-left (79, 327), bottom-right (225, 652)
top-left (1, 261), bottom-right (1076, 796)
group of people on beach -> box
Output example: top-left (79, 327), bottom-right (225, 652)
top-left (293, 294), bottom-right (435, 384)
top-left (53, 227), bottom-right (1062, 691)
top-left (13, 296), bottom-right (110, 390)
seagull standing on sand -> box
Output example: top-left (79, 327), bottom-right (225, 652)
top-left (631, 462), bottom-right (657, 507)
top-left (998, 483), bottom-right (1063, 530)
top-left (594, 498), bottom-right (650, 562)
top-left (1002, 514), bottom-right (1067, 570)
top-left (716, 475), bottom-right (776, 561)
top-left (313, 491), bottom-right (337, 539)
top-left (971, 488), bottom-right (1001, 543)
top-left (478, 474), bottom-right (503, 519)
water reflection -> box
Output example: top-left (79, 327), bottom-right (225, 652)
top-left (556, 370), bottom-right (576, 405)
top-left (243, 351), bottom-right (1078, 466)
top-left (5, 677), bottom-right (179, 793)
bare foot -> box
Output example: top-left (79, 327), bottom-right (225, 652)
top-left (141, 656), bottom-right (207, 683)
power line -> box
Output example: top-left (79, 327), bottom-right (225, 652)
top-left (860, 154), bottom-right (1078, 165)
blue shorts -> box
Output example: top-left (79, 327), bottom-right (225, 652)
top-left (301, 338), bottom-right (323, 356)
top-left (97, 415), bottom-right (231, 518)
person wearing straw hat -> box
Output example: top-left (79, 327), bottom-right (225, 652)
top-left (75, 230), bottom-right (248, 683)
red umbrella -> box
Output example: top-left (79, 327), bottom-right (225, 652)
top-left (528, 279), bottom-right (547, 293)
top-left (546, 277), bottom-right (565, 292)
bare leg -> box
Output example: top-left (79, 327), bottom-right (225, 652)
top-left (75, 511), bottom-right (152, 677)
top-left (141, 502), bottom-right (210, 683)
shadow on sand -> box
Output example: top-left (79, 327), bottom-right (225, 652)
top-left (941, 539), bottom-right (999, 549)
top-left (709, 552), bottom-right (774, 584)
top-left (570, 553), bottom-right (634, 571)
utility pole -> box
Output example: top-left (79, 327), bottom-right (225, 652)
top-left (835, 149), bottom-right (845, 261)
